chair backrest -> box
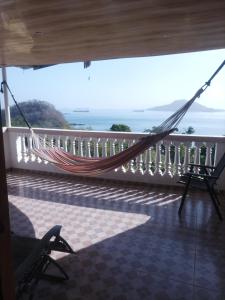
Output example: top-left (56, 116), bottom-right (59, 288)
top-left (212, 152), bottom-right (225, 178)
top-left (15, 225), bottom-right (62, 286)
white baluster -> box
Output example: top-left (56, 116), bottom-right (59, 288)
top-left (173, 143), bottom-right (178, 175)
top-left (67, 137), bottom-right (73, 154)
top-left (155, 142), bottom-right (163, 175)
top-left (128, 140), bottom-right (135, 173)
top-left (94, 138), bottom-right (99, 158)
top-left (170, 143), bottom-right (176, 175)
top-left (43, 135), bottom-right (47, 148)
top-left (16, 135), bottom-right (23, 162)
top-left (118, 139), bottom-right (124, 152)
top-left (210, 143), bottom-right (217, 166)
top-left (183, 143), bottom-right (190, 173)
top-left (118, 139), bottom-right (125, 171)
top-left (142, 149), bottom-right (147, 175)
top-left (196, 142), bottom-right (201, 165)
top-left (27, 134), bottom-right (35, 162)
top-left (49, 136), bottom-right (54, 148)
top-left (72, 138), bottom-right (76, 155)
top-left (102, 139), bottom-right (108, 157)
top-left (136, 152), bottom-right (143, 174)
top-left (191, 143), bottom-right (197, 168)
top-left (165, 141), bottom-right (172, 177)
top-left (177, 144), bottom-right (181, 175)
top-left (146, 146), bottom-right (153, 175)
top-left (22, 134), bottom-right (28, 162)
top-left (23, 134), bottom-right (28, 162)
top-left (205, 142), bottom-right (211, 166)
top-left (173, 142), bottom-right (181, 176)
top-left (110, 139), bottom-right (116, 156)
top-left (85, 138), bottom-right (91, 157)
top-left (78, 138), bottom-right (83, 156)
top-left (63, 137), bottom-right (68, 152)
top-left (56, 136), bottom-right (61, 148)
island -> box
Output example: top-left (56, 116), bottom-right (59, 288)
top-left (147, 99), bottom-right (225, 112)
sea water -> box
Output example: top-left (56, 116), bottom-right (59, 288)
top-left (63, 109), bottom-right (225, 136)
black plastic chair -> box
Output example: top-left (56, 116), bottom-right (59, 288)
top-left (178, 152), bottom-right (225, 220)
top-left (13, 225), bottom-right (74, 299)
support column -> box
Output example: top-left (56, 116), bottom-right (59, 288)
top-left (1, 67), bottom-right (11, 127)
top-left (0, 102), bottom-right (15, 299)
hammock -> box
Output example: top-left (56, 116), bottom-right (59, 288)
top-left (1, 60), bottom-right (224, 175)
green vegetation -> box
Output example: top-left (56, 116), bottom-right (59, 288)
top-left (2, 100), bottom-right (70, 129)
top-left (110, 124), bottom-right (131, 132)
top-left (182, 126), bottom-right (195, 134)
top-left (144, 126), bottom-right (178, 134)
top-left (144, 126), bottom-right (161, 133)
top-left (144, 125), bottom-right (195, 135)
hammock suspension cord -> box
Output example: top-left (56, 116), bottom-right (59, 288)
top-left (1, 60), bottom-right (224, 175)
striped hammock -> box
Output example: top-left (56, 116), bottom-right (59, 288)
top-left (31, 128), bottom-right (176, 175)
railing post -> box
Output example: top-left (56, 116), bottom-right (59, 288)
top-left (1, 67), bottom-right (11, 127)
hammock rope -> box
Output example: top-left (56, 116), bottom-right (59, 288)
top-left (1, 60), bottom-right (224, 175)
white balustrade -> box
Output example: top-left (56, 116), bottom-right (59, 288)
top-left (3, 127), bottom-right (225, 189)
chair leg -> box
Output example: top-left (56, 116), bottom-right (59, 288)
top-left (40, 255), bottom-right (69, 281)
top-left (205, 180), bottom-right (223, 221)
top-left (211, 186), bottom-right (221, 206)
top-left (178, 176), bottom-right (192, 216)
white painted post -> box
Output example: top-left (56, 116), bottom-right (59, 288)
top-left (1, 67), bottom-right (11, 127)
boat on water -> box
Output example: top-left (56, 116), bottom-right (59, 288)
top-left (133, 109), bottom-right (145, 112)
top-left (73, 108), bottom-right (90, 112)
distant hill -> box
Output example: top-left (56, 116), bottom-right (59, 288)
top-left (147, 100), bottom-right (225, 112)
top-left (1, 100), bottom-right (71, 129)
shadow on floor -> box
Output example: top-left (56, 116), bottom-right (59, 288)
top-left (9, 202), bottom-right (35, 237)
top-left (32, 218), bottom-right (225, 300)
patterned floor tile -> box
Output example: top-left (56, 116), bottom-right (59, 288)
top-left (6, 170), bottom-right (225, 300)
top-left (193, 286), bottom-right (225, 300)
top-left (194, 246), bottom-right (225, 292)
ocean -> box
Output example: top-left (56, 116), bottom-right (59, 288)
top-left (63, 109), bottom-right (225, 136)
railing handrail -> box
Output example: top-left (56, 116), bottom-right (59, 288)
top-left (5, 126), bottom-right (225, 143)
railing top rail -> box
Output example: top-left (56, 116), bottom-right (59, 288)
top-left (5, 126), bottom-right (225, 143)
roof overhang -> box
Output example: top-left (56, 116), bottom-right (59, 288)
top-left (0, 0), bottom-right (225, 67)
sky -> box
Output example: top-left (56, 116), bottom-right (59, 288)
top-left (2, 48), bottom-right (225, 110)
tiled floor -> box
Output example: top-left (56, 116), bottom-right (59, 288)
top-left (7, 169), bottom-right (225, 300)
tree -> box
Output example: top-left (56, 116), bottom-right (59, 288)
top-left (2, 100), bottom-right (71, 129)
top-left (182, 126), bottom-right (195, 134)
top-left (144, 126), bottom-right (161, 134)
top-left (110, 124), bottom-right (131, 132)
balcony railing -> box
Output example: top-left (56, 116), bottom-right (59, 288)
top-left (3, 127), bottom-right (225, 188)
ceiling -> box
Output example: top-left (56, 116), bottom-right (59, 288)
top-left (0, 0), bottom-right (225, 66)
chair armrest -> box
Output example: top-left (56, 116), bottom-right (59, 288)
top-left (50, 236), bottom-right (75, 254)
top-left (188, 163), bottom-right (215, 169)
top-left (185, 172), bottom-right (218, 180)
